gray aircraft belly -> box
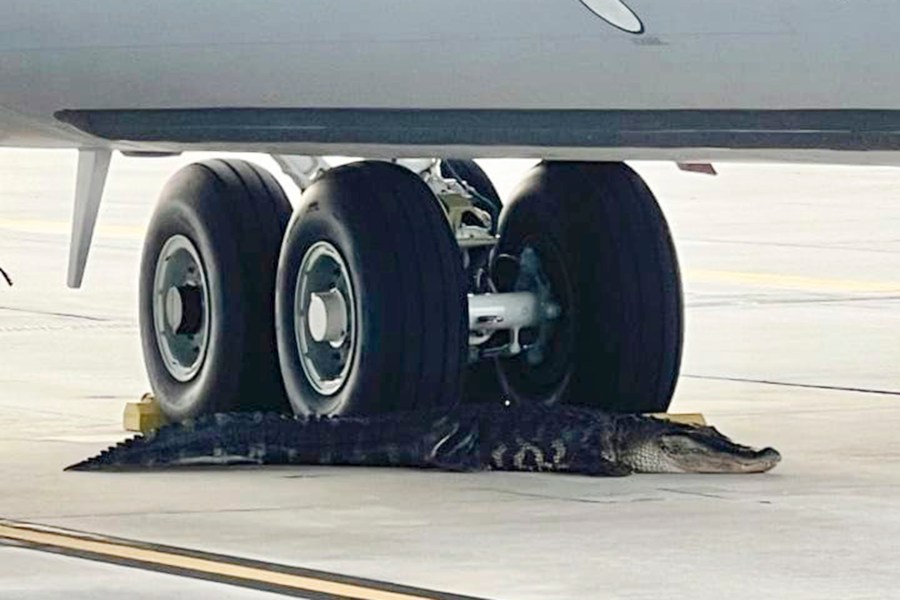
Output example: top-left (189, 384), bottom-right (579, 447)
top-left (2, 0), bottom-right (900, 162)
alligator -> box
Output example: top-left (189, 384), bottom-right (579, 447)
top-left (67, 402), bottom-right (780, 475)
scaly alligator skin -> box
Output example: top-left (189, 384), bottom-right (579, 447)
top-left (66, 403), bottom-right (781, 475)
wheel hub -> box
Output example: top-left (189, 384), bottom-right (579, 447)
top-left (165, 284), bottom-right (203, 335)
top-left (295, 241), bottom-right (356, 396)
top-left (307, 289), bottom-right (348, 346)
top-left (152, 235), bottom-right (210, 382)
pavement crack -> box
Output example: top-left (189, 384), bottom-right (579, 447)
top-left (0, 322), bottom-right (136, 333)
top-left (683, 237), bottom-right (900, 256)
top-left (683, 374), bottom-right (900, 397)
top-left (13, 505), bottom-right (317, 521)
top-left (657, 487), bottom-right (728, 500)
top-left (0, 305), bottom-right (110, 322)
top-left (471, 488), bottom-right (664, 505)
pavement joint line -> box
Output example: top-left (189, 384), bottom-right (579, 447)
top-left (0, 218), bottom-right (143, 239)
top-left (685, 268), bottom-right (900, 293)
top-left (0, 519), bottom-right (489, 600)
top-left (682, 237), bottom-right (900, 256)
top-left (687, 294), bottom-right (900, 308)
top-left (684, 374), bottom-right (900, 397)
top-left (0, 305), bottom-right (111, 322)
top-left (0, 322), bottom-right (136, 333)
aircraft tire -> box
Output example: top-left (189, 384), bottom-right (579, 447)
top-left (492, 161), bottom-right (683, 413)
top-left (275, 161), bottom-right (467, 416)
top-left (139, 159), bottom-right (292, 421)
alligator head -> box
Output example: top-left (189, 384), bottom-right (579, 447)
top-left (615, 416), bottom-right (781, 474)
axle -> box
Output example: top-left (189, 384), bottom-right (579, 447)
top-left (468, 290), bottom-right (560, 357)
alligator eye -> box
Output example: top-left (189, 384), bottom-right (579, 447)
top-left (660, 435), bottom-right (699, 454)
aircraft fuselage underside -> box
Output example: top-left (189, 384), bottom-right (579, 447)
top-left (3, 0), bottom-right (900, 164)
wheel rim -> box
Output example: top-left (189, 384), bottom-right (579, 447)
top-left (152, 234), bottom-right (211, 382)
top-left (498, 240), bottom-right (576, 404)
top-left (295, 241), bottom-right (356, 396)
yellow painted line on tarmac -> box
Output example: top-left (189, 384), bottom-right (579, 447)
top-left (0, 519), bottom-right (484, 600)
top-left (685, 268), bottom-right (900, 294)
top-left (0, 218), bottom-right (143, 239)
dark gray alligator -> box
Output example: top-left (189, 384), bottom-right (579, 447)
top-left (67, 403), bottom-right (780, 475)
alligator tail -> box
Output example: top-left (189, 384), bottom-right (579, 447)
top-left (65, 410), bottom-right (481, 472)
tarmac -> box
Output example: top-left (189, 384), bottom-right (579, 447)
top-left (1, 150), bottom-right (899, 599)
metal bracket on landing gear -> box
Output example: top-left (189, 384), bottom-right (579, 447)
top-left (467, 247), bottom-right (562, 362)
top-left (271, 154), bottom-right (331, 191)
top-left (467, 289), bottom-right (560, 361)
top-left (67, 148), bottom-right (112, 288)
top-left (392, 159), bottom-right (495, 245)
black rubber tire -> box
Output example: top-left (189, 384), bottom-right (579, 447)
top-left (275, 161), bottom-right (467, 416)
top-left (139, 159), bottom-right (292, 421)
top-left (439, 159), bottom-right (502, 233)
top-left (494, 161), bottom-right (683, 413)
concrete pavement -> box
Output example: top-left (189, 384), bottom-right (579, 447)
top-left (1, 150), bottom-right (899, 599)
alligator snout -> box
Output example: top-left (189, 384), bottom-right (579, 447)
top-left (618, 419), bottom-right (782, 474)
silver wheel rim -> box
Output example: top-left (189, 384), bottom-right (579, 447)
top-left (152, 235), bottom-right (211, 382)
top-left (295, 241), bottom-right (356, 396)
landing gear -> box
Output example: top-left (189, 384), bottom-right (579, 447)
top-left (274, 161), bottom-right (467, 416)
top-left (139, 159), bottom-right (292, 421)
top-left (491, 162), bottom-right (683, 413)
top-left (137, 156), bottom-right (682, 423)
